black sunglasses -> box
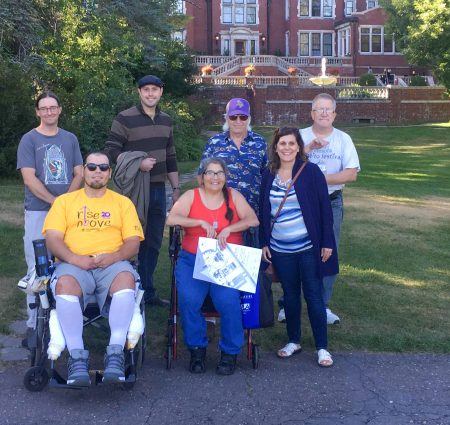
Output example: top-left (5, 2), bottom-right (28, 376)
top-left (228, 115), bottom-right (249, 121)
top-left (84, 163), bottom-right (110, 172)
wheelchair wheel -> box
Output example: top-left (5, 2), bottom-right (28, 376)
top-left (23, 366), bottom-right (49, 392)
top-left (251, 344), bottom-right (259, 369)
top-left (165, 345), bottom-right (172, 370)
top-left (30, 306), bottom-right (49, 367)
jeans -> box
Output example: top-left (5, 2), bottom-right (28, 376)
top-left (175, 250), bottom-right (244, 354)
top-left (271, 248), bottom-right (327, 350)
top-left (322, 192), bottom-right (343, 307)
top-left (138, 184), bottom-right (166, 302)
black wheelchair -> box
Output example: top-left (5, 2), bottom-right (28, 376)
top-left (165, 226), bottom-right (260, 370)
top-left (23, 239), bottom-right (146, 392)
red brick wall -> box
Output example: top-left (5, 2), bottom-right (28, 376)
top-left (190, 86), bottom-right (450, 125)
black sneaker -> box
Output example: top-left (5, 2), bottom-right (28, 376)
top-left (189, 347), bottom-right (206, 374)
top-left (67, 349), bottom-right (90, 387)
top-left (216, 352), bottom-right (237, 376)
top-left (103, 344), bottom-right (125, 384)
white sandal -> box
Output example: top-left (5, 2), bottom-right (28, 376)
top-left (317, 349), bottom-right (333, 367)
top-left (277, 343), bottom-right (302, 358)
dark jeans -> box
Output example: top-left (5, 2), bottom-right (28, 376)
top-left (271, 248), bottom-right (327, 350)
top-left (138, 184), bottom-right (166, 302)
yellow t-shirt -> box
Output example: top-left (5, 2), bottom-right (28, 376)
top-left (42, 189), bottom-right (144, 256)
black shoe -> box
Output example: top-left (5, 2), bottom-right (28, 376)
top-left (216, 352), bottom-right (237, 376)
top-left (145, 296), bottom-right (170, 307)
top-left (189, 347), bottom-right (206, 373)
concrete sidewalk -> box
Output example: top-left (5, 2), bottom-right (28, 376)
top-left (2, 348), bottom-right (450, 425)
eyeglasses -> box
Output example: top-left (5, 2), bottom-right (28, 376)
top-left (84, 163), bottom-right (110, 172)
top-left (204, 170), bottom-right (226, 178)
top-left (312, 108), bottom-right (335, 114)
top-left (228, 115), bottom-right (249, 121)
top-left (38, 106), bottom-right (60, 113)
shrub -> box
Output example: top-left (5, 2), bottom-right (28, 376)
top-left (359, 73), bottom-right (377, 86)
top-left (409, 75), bottom-right (427, 86)
top-left (162, 98), bottom-right (205, 162)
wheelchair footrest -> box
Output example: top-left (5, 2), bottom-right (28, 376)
top-left (49, 369), bottom-right (87, 390)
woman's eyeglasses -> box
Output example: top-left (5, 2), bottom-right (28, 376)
top-left (228, 115), bottom-right (249, 121)
top-left (84, 163), bottom-right (110, 172)
top-left (203, 170), bottom-right (226, 178)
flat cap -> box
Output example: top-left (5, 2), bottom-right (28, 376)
top-left (137, 75), bottom-right (164, 88)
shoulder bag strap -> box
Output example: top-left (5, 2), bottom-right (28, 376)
top-left (270, 161), bottom-right (307, 233)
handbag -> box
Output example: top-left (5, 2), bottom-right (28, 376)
top-left (265, 161), bottom-right (307, 283)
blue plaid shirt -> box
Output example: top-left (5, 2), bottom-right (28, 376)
top-left (201, 131), bottom-right (268, 214)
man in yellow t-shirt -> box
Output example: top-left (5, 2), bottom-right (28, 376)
top-left (42, 152), bottom-right (144, 387)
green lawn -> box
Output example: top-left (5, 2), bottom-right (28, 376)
top-left (1, 123), bottom-right (449, 355)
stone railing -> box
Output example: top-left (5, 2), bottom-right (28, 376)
top-left (336, 86), bottom-right (389, 99)
top-left (195, 55), bottom-right (352, 76)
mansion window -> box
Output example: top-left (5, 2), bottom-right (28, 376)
top-left (299, 0), bottom-right (333, 18)
top-left (360, 26), bottom-right (397, 54)
top-left (366, 0), bottom-right (378, 9)
top-left (222, 0), bottom-right (257, 25)
top-left (175, 0), bottom-right (185, 14)
top-left (345, 0), bottom-right (354, 15)
top-left (299, 32), bottom-right (333, 56)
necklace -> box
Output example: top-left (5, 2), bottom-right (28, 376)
top-left (275, 173), bottom-right (292, 189)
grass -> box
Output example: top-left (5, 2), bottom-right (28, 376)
top-left (1, 123), bottom-right (449, 355)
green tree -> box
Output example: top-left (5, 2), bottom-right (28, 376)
top-left (380, 0), bottom-right (450, 90)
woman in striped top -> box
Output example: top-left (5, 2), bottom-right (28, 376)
top-left (259, 127), bottom-right (338, 367)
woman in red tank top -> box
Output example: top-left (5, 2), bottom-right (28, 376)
top-left (166, 158), bottom-right (258, 375)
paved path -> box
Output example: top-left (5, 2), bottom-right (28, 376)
top-left (2, 350), bottom-right (450, 425)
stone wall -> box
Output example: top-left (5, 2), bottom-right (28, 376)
top-left (191, 85), bottom-right (450, 126)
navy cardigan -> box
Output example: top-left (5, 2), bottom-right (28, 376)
top-left (259, 159), bottom-right (339, 278)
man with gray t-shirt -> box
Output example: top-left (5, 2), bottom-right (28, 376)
top-left (16, 92), bottom-right (83, 344)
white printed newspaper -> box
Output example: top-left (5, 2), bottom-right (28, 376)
top-left (193, 237), bottom-right (262, 294)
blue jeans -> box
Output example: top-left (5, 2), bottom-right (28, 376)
top-left (138, 184), bottom-right (166, 302)
top-left (271, 248), bottom-right (327, 350)
top-left (175, 250), bottom-right (244, 354)
top-left (322, 192), bottom-right (343, 306)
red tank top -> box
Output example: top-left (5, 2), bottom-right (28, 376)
top-left (182, 188), bottom-right (244, 254)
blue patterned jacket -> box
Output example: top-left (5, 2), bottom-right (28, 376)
top-left (201, 130), bottom-right (268, 214)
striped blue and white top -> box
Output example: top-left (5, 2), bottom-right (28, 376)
top-left (269, 179), bottom-right (312, 253)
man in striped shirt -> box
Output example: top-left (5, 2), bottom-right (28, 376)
top-left (104, 75), bottom-right (180, 306)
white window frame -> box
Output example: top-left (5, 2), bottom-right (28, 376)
top-left (175, 0), bottom-right (186, 14)
top-left (298, 31), bottom-right (334, 56)
top-left (337, 27), bottom-right (351, 56)
top-left (344, 0), bottom-right (354, 15)
top-left (285, 31), bottom-right (290, 55)
top-left (366, 0), bottom-right (379, 9)
top-left (285, 0), bottom-right (290, 20)
top-left (221, 0), bottom-right (259, 25)
top-left (298, 0), bottom-right (334, 18)
top-left (359, 26), bottom-right (398, 54)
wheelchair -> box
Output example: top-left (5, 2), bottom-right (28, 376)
top-left (165, 226), bottom-right (260, 370)
top-left (22, 239), bottom-right (146, 392)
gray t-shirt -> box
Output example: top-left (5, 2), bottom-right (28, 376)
top-left (17, 128), bottom-right (83, 211)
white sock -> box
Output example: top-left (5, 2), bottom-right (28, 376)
top-left (108, 289), bottom-right (135, 348)
top-left (56, 295), bottom-right (84, 352)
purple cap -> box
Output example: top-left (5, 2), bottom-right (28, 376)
top-left (137, 75), bottom-right (164, 88)
top-left (226, 98), bottom-right (250, 117)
